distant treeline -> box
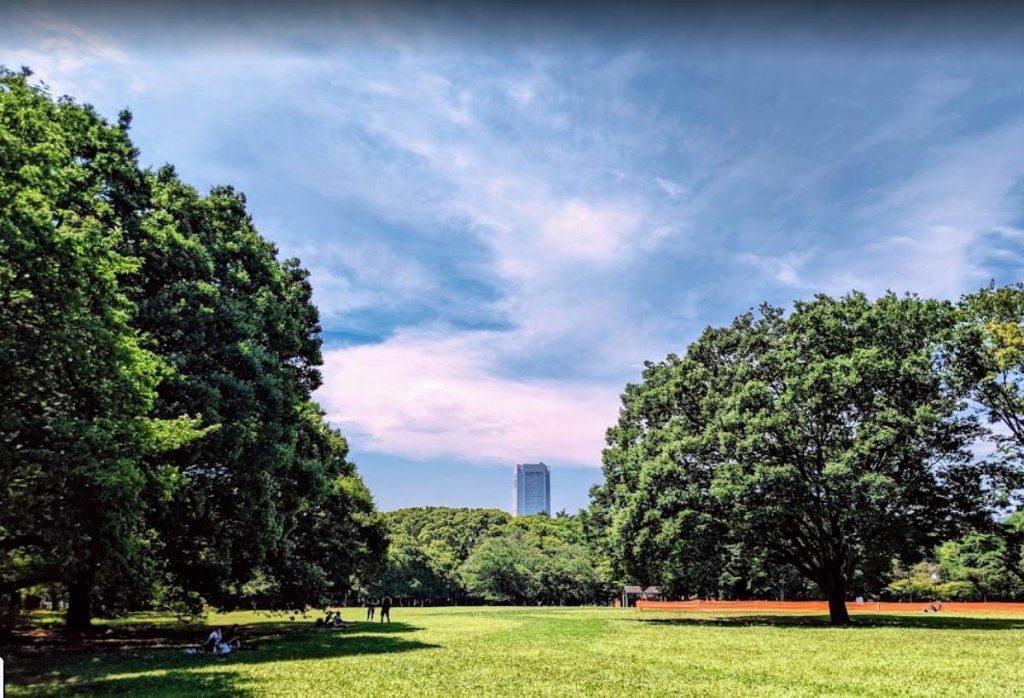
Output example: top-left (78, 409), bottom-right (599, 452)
top-left (361, 507), bottom-right (616, 606)
top-left (0, 68), bottom-right (386, 631)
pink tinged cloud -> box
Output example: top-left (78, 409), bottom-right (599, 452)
top-left (316, 332), bottom-right (622, 467)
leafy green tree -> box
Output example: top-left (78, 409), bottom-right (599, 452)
top-left (256, 403), bottom-right (388, 609)
top-left (885, 561), bottom-right (941, 602)
top-left (935, 533), bottom-right (1013, 601)
top-left (0, 69), bottom-right (197, 630)
top-left (371, 508), bottom-right (612, 606)
top-left (953, 284), bottom-right (1024, 502)
top-left (132, 166), bottom-right (385, 612)
top-left (593, 293), bottom-right (986, 624)
top-left (1001, 511), bottom-right (1024, 588)
top-left (2, 71), bottom-right (385, 626)
top-left (537, 541), bottom-right (602, 605)
top-left (460, 529), bottom-right (544, 604)
top-left (716, 543), bottom-right (811, 601)
top-left (365, 534), bottom-right (444, 604)
top-left (958, 285), bottom-right (1024, 449)
top-left (371, 507), bottom-right (512, 604)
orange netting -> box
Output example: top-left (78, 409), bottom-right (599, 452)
top-left (635, 599), bottom-right (1024, 613)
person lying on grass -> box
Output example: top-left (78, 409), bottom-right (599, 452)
top-left (315, 611), bottom-right (355, 629)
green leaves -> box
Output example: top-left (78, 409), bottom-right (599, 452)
top-left (1, 70), bottom-right (381, 625)
top-left (1, 69), bottom-right (164, 627)
top-left (592, 292), bottom-right (986, 623)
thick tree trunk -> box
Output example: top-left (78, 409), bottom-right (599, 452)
top-left (826, 585), bottom-right (851, 625)
top-left (66, 577), bottom-right (93, 633)
top-left (821, 560), bottom-right (852, 625)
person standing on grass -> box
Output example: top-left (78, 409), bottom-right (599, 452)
top-left (366, 597), bottom-right (376, 621)
top-left (380, 595), bottom-right (392, 624)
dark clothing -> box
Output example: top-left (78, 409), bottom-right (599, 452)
top-left (380, 597), bottom-right (392, 624)
top-left (366, 603), bottom-right (375, 620)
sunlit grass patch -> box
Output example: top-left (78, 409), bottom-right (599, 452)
top-left (6, 607), bottom-right (1024, 697)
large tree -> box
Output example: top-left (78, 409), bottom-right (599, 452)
top-left (460, 529), bottom-right (545, 604)
top-left (0, 69), bottom-right (191, 630)
top-left (1, 71), bottom-right (385, 626)
top-left (592, 292), bottom-right (987, 624)
top-left (132, 166), bottom-right (387, 611)
top-left (955, 283), bottom-right (1024, 498)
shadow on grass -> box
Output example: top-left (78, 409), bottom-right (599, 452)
top-left (2, 619), bottom-right (421, 657)
top-left (640, 614), bottom-right (1024, 630)
top-left (25, 667), bottom-right (258, 698)
top-left (6, 624), bottom-right (440, 697)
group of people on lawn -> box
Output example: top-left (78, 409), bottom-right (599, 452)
top-left (365, 595), bottom-right (392, 623)
top-left (316, 595), bottom-right (392, 628)
top-left (200, 596), bottom-right (393, 654)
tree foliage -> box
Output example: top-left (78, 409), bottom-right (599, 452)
top-left (0, 68), bottom-right (175, 629)
top-left (0, 69), bottom-right (384, 629)
top-left (366, 508), bottom-right (611, 606)
top-left (591, 292), bottom-right (987, 624)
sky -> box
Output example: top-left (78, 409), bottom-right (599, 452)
top-left (5, 1), bottom-right (1024, 513)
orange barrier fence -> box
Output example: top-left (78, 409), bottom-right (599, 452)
top-left (635, 599), bottom-right (1024, 613)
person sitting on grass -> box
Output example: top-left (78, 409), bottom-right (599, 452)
top-left (223, 624), bottom-right (257, 650)
top-left (924, 600), bottom-right (944, 613)
top-left (203, 628), bottom-right (222, 654)
top-left (333, 611), bottom-right (355, 629)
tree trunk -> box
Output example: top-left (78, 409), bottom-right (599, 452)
top-left (824, 570), bottom-right (851, 625)
top-left (66, 577), bottom-right (93, 633)
top-left (826, 586), bottom-right (850, 625)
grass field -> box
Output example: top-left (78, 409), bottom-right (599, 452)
top-left (5, 607), bottom-right (1024, 697)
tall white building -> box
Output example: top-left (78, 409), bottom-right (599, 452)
top-left (513, 462), bottom-right (551, 516)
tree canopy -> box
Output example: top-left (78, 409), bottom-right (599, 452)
top-left (0, 68), bottom-right (385, 630)
top-left (364, 507), bottom-right (612, 606)
top-left (591, 292), bottom-right (993, 624)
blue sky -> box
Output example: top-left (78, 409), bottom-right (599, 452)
top-left (5, 2), bottom-right (1024, 513)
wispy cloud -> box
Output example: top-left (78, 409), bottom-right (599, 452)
top-left (9, 13), bottom-right (1024, 477)
top-left (320, 329), bottom-right (620, 466)
top-left (1, 9), bottom-right (139, 98)
top-left (828, 118), bottom-right (1024, 298)
top-left (738, 250), bottom-right (817, 288)
top-left (539, 199), bottom-right (642, 263)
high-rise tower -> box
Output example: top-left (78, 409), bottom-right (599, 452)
top-left (512, 462), bottom-right (551, 516)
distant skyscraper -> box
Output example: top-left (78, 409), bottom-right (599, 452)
top-left (513, 463), bottom-right (551, 516)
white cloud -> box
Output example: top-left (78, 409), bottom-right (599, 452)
top-left (839, 119), bottom-right (1024, 298)
top-left (1, 10), bottom-right (136, 99)
top-left (16, 21), bottom-right (1024, 475)
top-left (540, 199), bottom-right (641, 263)
top-left (318, 329), bottom-right (621, 466)
top-left (656, 177), bottom-right (686, 199)
top-left (739, 250), bottom-right (816, 288)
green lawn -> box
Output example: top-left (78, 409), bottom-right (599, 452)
top-left (5, 607), bottom-right (1024, 697)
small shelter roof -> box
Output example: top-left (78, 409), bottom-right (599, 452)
top-left (623, 585), bottom-right (662, 595)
